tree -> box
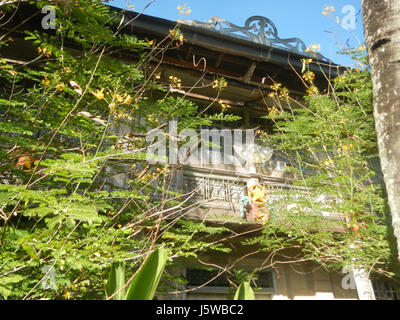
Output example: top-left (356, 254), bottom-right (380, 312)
top-left (362, 0), bottom-right (400, 262)
top-left (0, 1), bottom-right (238, 299)
top-left (245, 52), bottom-right (398, 281)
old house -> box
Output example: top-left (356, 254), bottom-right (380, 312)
top-left (115, 9), bottom-right (364, 300)
top-left (2, 2), bottom-right (399, 300)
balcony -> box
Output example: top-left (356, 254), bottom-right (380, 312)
top-left (109, 119), bottom-right (351, 231)
top-left (170, 163), bottom-right (346, 232)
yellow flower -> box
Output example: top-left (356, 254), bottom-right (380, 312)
top-left (306, 44), bottom-right (321, 54)
top-left (307, 85), bottom-right (319, 96)
top-left (93, 89), bottom-right (104, 100)
top-left (109, 103), bottom-right (116, 114)
top-left (62, 66), bottom-right (72, 73)
top-left (56, 82), bottom-right (65, 91)
top-left (279, 87), bottom-right (290, 100)
top-left (41, 76), bottom-right (50, 86)
top-left (177, 4), bottom-right (191, 16)
top-left (211, 78), bottom-right (228, 90)
top-left (123, 94), bottom-right (133, 104)
top-left (37, 47), bottom-right (51, 57)
top-left (218, 100), bottom-right (231, 112)
top-left (323, 5), bottom-right (335, 14)
top-left (334, 75), bottom-right (348, 83)
top-left (148, 40), bottom-right (154, 46)
top-left (302, 71), bottom-right (315, 83)
top-left (169, 28), bottom-right (184, 45)
top-left (169, 75), bottom-right (182, 89)
top-left (270, 83), bottom-right (282, 91)
top-left (64, 291), bottom-right (72, 299)
top-left (311, 44), bottom-right (321, 51)
top-left (268, 106), bottom-right (280, 115)
top-left (115, 94), bottom-right (124, 102)
top-left (342, 144), bottom-right (353, 151)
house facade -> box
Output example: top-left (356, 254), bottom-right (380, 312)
top-left (115, 9), bottom-right (370, 300)
top-left (2, 3), bottom-right (399, 300)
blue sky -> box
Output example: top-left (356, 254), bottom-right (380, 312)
top-left (109, 0), bottom-right (364, 66)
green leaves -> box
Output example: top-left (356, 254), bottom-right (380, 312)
top-left (106, 248), bottom-right (169, 300)
top-left (161, 220), bottom-right (230, 257)
top-left (0, 0), bottom-right (177, 300)
top-left (0, 275), bottom-right (25, 300)
top-left (106, 261), bottom-right (126, 300)
top-left (203, 113), bottom-right (242, 123)
top-left (0, 183), bottom-right (105, 228)
top-left (125, 248), bottom-right (168, 300)
top-left (41, 153), bottom-right (99, 185)
top-left (255, 52), bottom-right (395, 278)
top-left (233, 281), bottom-right (255, 300)
top-left (0, 0), bottom-right (344, 301)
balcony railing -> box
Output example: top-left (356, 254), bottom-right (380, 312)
top-left (172, 166), bottom-right (345, 227)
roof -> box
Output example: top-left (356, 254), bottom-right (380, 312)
top-left (113, 6), bottom-right (341, 100)
top-left (2, 3), bottom-right (342, 111)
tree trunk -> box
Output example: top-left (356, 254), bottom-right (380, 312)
top-left (362, 0), bottom-right (400, 262)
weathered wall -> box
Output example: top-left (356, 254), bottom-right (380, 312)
top-left (160, 252), bottom-right (359, 300)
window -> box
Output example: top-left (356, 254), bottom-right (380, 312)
top-left (186, 268), bottom-right (231, 287)
top-left (184, 268), bottom-right (276, 300)
top-left (372, 279), bottom-right (400, 300)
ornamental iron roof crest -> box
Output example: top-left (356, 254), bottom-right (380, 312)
top-left (179, 16), bottom-right (330, 62)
